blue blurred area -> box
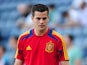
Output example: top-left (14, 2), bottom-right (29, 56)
top-left (0, 0), bottom-right (73, 43)
top-left (0, 0), bottom-right (87, 65)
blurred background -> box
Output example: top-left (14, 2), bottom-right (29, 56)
top-left (0, 0), bottom-right (87, 65)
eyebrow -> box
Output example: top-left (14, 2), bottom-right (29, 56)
top-left (36, 17), bottom-right (47, 20)
top-left (36, 17), bottom-right (40, 19)
top-left (43, 17), bottom-right (47, 20)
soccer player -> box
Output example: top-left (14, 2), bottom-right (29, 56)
top-left (14, 4), bottom-right (69, 65)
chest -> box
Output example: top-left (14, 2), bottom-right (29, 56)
top-left (22, 36), bottom-right (58, 54)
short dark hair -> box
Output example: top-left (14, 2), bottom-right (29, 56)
top-left (49, 4), bottom-right (55, 9)
top-left (10, 35), bottom-right (19, 41)
top-left (12, 36), bottom-right (18, 41)
top-left (68, 34), bottom-right (74, 41)
top-left (31, 4), bottom-right (49, 16)
top-left (62, 11), bottom-right (69, 17)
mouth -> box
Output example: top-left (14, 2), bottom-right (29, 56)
top-left (39, 25), bottom-right (45, 28)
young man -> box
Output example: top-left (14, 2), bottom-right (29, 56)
top-left (14, 4), bottom-right (69, 65)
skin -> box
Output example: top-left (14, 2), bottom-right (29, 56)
top-left (32, 11), bottom-right (49, 36)
top-left (60, 61), bottom-right (69, 65)
top-left (14, 59), bottom-right (23, 65)
top-left (14, 11), bottom-right (49, 65)
top-left (14, 11), bottom-right (70, 65)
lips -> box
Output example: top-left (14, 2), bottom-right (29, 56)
top-left (39, 25), bottom-right (45, 28)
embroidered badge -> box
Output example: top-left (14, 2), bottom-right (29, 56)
top-left (45, 41), bottom-right (54, 53)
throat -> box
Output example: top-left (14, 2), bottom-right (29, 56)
top-left (34, 28), bottom-right (48, 36)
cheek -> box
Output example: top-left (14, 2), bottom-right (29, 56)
top-left (33, 19), bottom-right (37, 24)
top-left (45, 20), bottom-right (48, 24)
top-left (33, 20), bottom-right (39, 27)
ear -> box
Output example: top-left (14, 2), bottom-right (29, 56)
top-left (31, 16), bottom-right (34, 22)
top-left (48, 16), bottom-right (50, 21)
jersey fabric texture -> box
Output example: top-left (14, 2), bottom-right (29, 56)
top-left (15, 28), bottom-right (69, 65)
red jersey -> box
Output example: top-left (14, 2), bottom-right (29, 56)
top-left (15, 28), bottom-right (69, 65)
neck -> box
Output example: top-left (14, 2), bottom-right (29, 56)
top-left (34, 27), bottom-right (48, 36)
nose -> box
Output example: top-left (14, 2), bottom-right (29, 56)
top-left (39, 19), bottom-right (44, 24)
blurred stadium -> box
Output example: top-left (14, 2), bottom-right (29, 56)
top-left (0, 0), bottom-right (87, 65)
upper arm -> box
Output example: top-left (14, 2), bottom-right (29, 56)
top-left (52, 30), bottom-right (69, 61)
top-left (57, 37), bottom-right (69, 61)
top-left (15, 36), bottom-right (24, 61)
top-left (15, 31), bottom-right (30, 64)
top-left (14, 59), bottom-right (23, 65)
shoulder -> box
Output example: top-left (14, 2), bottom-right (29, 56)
top-left (52, 30), bottom-right (65, 42)
top-left (16, 30), bottom-right (32, 49)
top-left (18, 30), bottom-right (30, 40)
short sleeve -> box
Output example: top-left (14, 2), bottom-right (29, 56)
top-left (57, 37), bottom-right (69, 61)
top-left (15, 36), bottom-right (24, 61)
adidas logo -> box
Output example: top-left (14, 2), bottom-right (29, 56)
top-left (26, 45), bottom-right (32, 50)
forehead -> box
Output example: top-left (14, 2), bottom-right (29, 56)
top-left (34, 11), bottom-right (48, 17)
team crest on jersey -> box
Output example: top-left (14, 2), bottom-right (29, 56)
top-left (45, 41), bottom-right (54, 53)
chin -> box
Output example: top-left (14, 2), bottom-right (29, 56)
top-left (39, 27), bottom-right (46, 31)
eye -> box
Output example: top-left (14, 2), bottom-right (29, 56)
top-left (43, 17), bottom-right (47, 20)
top-left (36, 18), bottom-right (40, 20)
